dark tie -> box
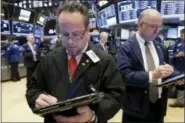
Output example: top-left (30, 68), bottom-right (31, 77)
top-left (145, 41), bottom-right (159, 103)
top-left (68, 56), bottom-right (77, 79)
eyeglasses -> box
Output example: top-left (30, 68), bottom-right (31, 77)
top-left (143, 22), bottom-right (162, 31)
top-left (59, 28), bottom-right (86, 42)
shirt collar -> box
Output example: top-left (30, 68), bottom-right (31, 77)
top-left (66, 42), bottom-right (89, 63)
top-left (136, 32), bottom-right (152, 45)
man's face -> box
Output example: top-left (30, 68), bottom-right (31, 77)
top-left (58, 12), bottom-right (89, 56)
top-left (139, 15), bottom-right (162, 41)
top-left (100, 33), bottom-right (108, 45)
top-left (28, 36), bottom-right (35, 44)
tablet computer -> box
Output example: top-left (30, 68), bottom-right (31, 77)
top-left (33, 92), bottom-right (104, 116)
top-left (157, 73), bottom-right (185, 87)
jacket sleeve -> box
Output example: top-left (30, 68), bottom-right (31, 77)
top-left (94, 54), bottom-right (125, 121)
top-left (116, 46), bottom-right (149, 89)
top-left (25, 58), bottom-right (47, 110)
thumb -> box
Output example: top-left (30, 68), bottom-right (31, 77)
top-left (48, 95), bottom-right (58, 104)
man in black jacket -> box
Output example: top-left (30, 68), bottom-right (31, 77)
top-left (26, 2), bottom-right (125, 123)
top-left (116, 9), bottom-right (183, 123)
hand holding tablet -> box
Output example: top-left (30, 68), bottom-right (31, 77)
top-left (157, 73), bottom-right (185, 87)
top-left (33, 92), bottom-right (104, 116)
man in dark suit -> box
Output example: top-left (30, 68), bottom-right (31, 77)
top-left (95, 31), bottom-right (109, 52)
top-left (23, 35), bottom-right (40, 87)
top-left (116, 9), bottom-right (183, 123)
top-left (26, 2), bottom-right (124, 123)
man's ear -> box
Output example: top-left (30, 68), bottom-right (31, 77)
top-left (138, 21), bottom-right (144, 28)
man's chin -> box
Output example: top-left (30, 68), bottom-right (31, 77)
top-left (68, 50), bottom-right (80, 56)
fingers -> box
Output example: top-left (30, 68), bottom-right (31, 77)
top-left (152, 64), bottom-right (174, 80)
top-left (159, 64), bottom-right (174, 78)
top-left (76, 106), bottom-right (90, 114)
top-left (35, 94), bottom-right (58, 108)
top-left (53, 106), bottom-right (94, 123)
top-left (176, 80), bottom-right (185, 85)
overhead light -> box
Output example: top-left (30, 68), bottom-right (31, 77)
top-left (98, 0), bottom-right (108, 7)
top-left (1, 13), bottom-right (5, 16)
top-left (23, 5), bottom-right (26, 8)
top-left (44, 3), bottom-right (48, 7)
top-left (49, 2), bottom-right (52, 6)
top-left (19, 2), bottom-right (22, 7)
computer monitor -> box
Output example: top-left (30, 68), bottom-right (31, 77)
top-left (37, 16), bottom-right (47, 26)
top-left (13, 6), bottom-right (35, 23)
top-left (97, 9), bottom-right (107, 28)
top-left (105, 4), bottom-right (117, 26)
top-left (18, 9), bottom-right (31, 22)
top-left (160, 0), bottom-right (184, 15)
top-left (121, 29), bottom-right (129, 40)
top-left (177, 26), bottom-right (184, 38)
top-left (167, 28), bottom-right (178, 39)
top-left (117, 0), bottom-right (157, 23)
top-left (34, 24), bottom-right (44, 37)
top-left (12, 21), bottom-right (34, 36)
top-left (90, 35), bottom-right (100, 44)
top-left (97, 3), bottom-right (117, 28)
top-left (89, 18), bottom-right (96, 29)
top-left (44, 19), bottom-right (56, 36)
top-left (1, 20), bottom-right (11, 35)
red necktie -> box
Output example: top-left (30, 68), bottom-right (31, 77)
top-left (68, 56), bottom-right (77, 79)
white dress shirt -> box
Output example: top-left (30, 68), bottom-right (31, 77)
top-left (28, 42), bottom-right (37, 62)
top-left (136, 32), bottom-right (162, 98)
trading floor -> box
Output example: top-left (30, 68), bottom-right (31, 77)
top-left (2, 78), bottom-right (184, 122)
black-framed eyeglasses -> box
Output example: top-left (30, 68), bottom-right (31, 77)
top-left (59, 28), bottom-right (87, 42)
top-left (143, 22), bottom-right (162, 31)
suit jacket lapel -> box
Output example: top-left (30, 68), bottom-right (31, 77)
top-left (53, 47), bottom-right (70, 100)
top-left (153, 41), bottom-right (164, 64)
top-left (73, 44), bottom-right (94, 82)
top-left (130, 35), bottom-right (144, 69)
top-left (67, 44), bottom-right (95, 97)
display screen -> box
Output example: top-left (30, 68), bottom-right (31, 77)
top-left (160, 0), bottom-right (184, 15)
top-left (34, 24), bottom-right (43, 37)
top-left (117, 0), bottom-right (157, 23)
top-left (1, 20), bottom-right (11, 35)
top-left (37, 16), bottom-right (46, 26)
top-left (89, 18), bottom-right (96, 28)
top-left (13, 6), bottom-right (35, 23)
top-left (121, 29), bottom-right (129, 40)
top-left (97, 4), bottom-right (117, 28)
top-left (18, 9), bottom-right (31, 22)
top-left (35, 37), bottom-right (41, 46)
top-left (12, 21), bottom-right (33, 36)
top-left (167, 28), bottom-right (178, 39)
top-left (44, 19), bottom-right (56, 36)
top-left (178, 26), bottom-right (184, 38)
top-left (90, 35), bottom-right (100, 43)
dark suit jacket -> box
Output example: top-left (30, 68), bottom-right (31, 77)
top-left (26, 43), bottom-right (125, 123)
top-left (95, 43), bottom-right (104, 51)
top-left (116, 35), bottom-right (170, 118)
top-left (22, 43), bottom-right (40, 68)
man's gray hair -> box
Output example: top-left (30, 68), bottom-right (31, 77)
top-left (138, 9), bottom-right (161, 23)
